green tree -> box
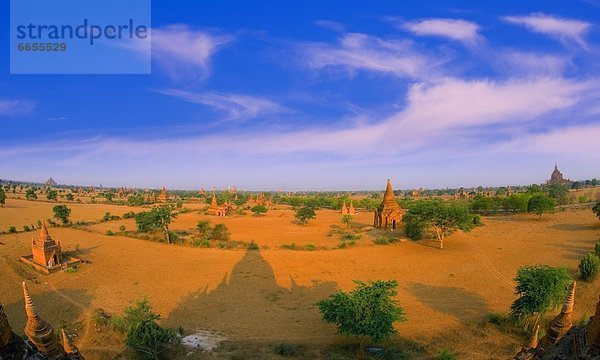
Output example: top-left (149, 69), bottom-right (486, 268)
top-left (104, 192), bottom-right (115, 202)
top-left (25, 188), bottom-right (37, 200)
top-left (548, 183), bottom-right (569, 205)
top-left (593, 201), bottom-right (600, 220)
top-left (65, 193), bottom-right (74, 201)
top-left (527, 193), bottom-right (556, 220)
top-left (251, 205), bottom-right (268, 216)
top-left (134, 205), bottom-right (178, 243)
top-left (510, 264), bottom-right (572, 328)
top-left (52, 205), bottom-right (71, 225)
top-left (47, 190), bottom-right (58, 202)
top-left (579, 253), bottom-right (600, 280)
top-left (128, 194), bottom-right (146, 206)
top-left (295, 206), bottom-right (316, 225)
top-left (526, 184), bottom-right (542, 194)
top-left (196, 220), bottom-right (211, 236)
top-left (341, 214), bottom-right (353, 228)
top-left (317, 280), bottom-right (406, 347)
top-left (0, 187), bottom-right (5, 207)
top-left (211, 224), bottom-right (230, 241)
top-left (114, 299), bottom-right (176, 360)
top-left (403, 200), bottom-right (471, 249)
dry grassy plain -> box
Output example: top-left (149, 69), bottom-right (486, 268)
top-left (1, 195), bottom-right (599, 359)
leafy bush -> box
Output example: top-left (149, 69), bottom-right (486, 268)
top-left (8, 226), bottom-right (17, 233)
top-left (23, 225), bottom-right (30, 232)
top-left (113, 299), bottom-right (177, 360)
top-left (435, 349), bottom-right (458, 360)
top-left (106, 230), bottom-right (114, 236)
top-left (510, 264), bottom-right (572, 322)
top-left (251, 205), bottom-right (268, 216)
top-left (211, 224), bottom-right (230, 241)
top-left (192, 239), bottom-right (210, 248)
top-left (595, 242), bottom-right (600, 257)
top-left (374, 236), bottom-right (399, 245)
top-left (122, 211), bottom-right (136, 219)
top-left (317, 280), bottom-right (406, 345)
top-left (274, 342), bottom-right (302, 357)
top-left (119, 225), bottom-right (126, 232)
top-left (52, 205), bottom-right (71, 225)
top-left (579, 253), bottom-right (600, 280)
top-left (341, 233), bottom-right (360, 241)
top-left (247, 241), bottom-right (259, 250)
top-left (282, 243), bottom-right (298, 250)
top-left (304, 243), bottom-right (317, 251)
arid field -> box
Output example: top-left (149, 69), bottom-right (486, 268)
top-left (1, 196), bottom-right (599, 359)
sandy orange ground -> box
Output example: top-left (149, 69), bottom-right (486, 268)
top-left (0, 197), bottom-right (599, 359)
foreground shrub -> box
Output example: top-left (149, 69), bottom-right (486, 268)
top-left (317, 280), bottom-right (405, 347)
top-left (435, 349), bottom-right (458, 360)
top-left (579, 253), bottom-right (600, 280)
top-left (274, 342), bottom-right (302, 357)
top-left (595, 242), bottom-right (600, 257)
top-left (510, 264), bottom-right (572, 326)
top-left (113, 299), bottom-right (177, 359)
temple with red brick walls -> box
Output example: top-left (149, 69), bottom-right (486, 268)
top-left (20, 223), bottom-right (81, 274)
top-left (208, 194), bottom-right (234, 216)
top-left (373, 179), bottom-right (403, 230)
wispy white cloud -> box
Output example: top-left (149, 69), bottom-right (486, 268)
top-left (314, 20), bottom-right (346, 32)
top-left (0, 99), bottom-right (35, 116)
top-left (494, 51), bottom-right (571, 77)
top-left (503, 13), bottom-right (592, 47)
top-left (151, 25), bottom-right (233, 81)
top-left (402, 18), bottom-right (482, 44)
top-left (158, 89), bottom-right (286, 122)
top-left (3, 77), bottom-right (594, 160)
top-left (299, 33), bottom-right (444, 80)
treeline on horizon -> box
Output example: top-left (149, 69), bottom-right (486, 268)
top-left (2, 178), bottom-right (598, 216)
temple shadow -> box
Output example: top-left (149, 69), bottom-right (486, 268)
top-left (3, 287), bottom-right (92, 335)
top-left (164, 249), bottom-right (338, 341)
top-left (408, 283), bottom-right (489, 321)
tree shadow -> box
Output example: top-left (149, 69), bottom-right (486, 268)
top-left (165, 249), bottom-right (338, 341)
top-left (548, 238), bottom-right (599, 260)
top-left (3, 287), bottom-right (92, 335)
top-left (548, 223), bottom-right (600, 232)
top-left (407, 283), bottom-right (489, 321)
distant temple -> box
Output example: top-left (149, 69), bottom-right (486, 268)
top-left (0, 282), bottom-right (83, 359)
top-left (20, 223), bottom-right (81, 274)
top-left (208, 194), bottom-right (234, 216)
top-left (44, 178), bottom-right (57, 186)
top-left (514, 281), bottom-right (600, 359)
top-left (158, 186), bottom-right (169, 203)
top-left (373, 179), bottom-right (403, 230)
top-left (547, 164), bottom-right (571, 186)
top-left (341, 200), bottom-right (357, 215)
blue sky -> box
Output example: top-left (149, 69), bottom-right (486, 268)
top-left (1, 0), bottom-right (599, 190)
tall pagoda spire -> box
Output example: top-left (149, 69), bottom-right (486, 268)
top-left (61, 329), bottom-right (80, 355)
top-left (211, 193), bottom-right (218, 206)
top-left (539, 281), bottom-right (576, 348)
top-left (22, 282), bottom-right (64, 357)
top-left (527, 324), bottom-right (539, 349)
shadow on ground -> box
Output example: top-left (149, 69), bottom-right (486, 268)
top-left (3, 287), bottom-right (92, 335)
top-left (165, 249), bottom-right (338, 342)
top-left (408, 283), bottom-right (490, 321)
